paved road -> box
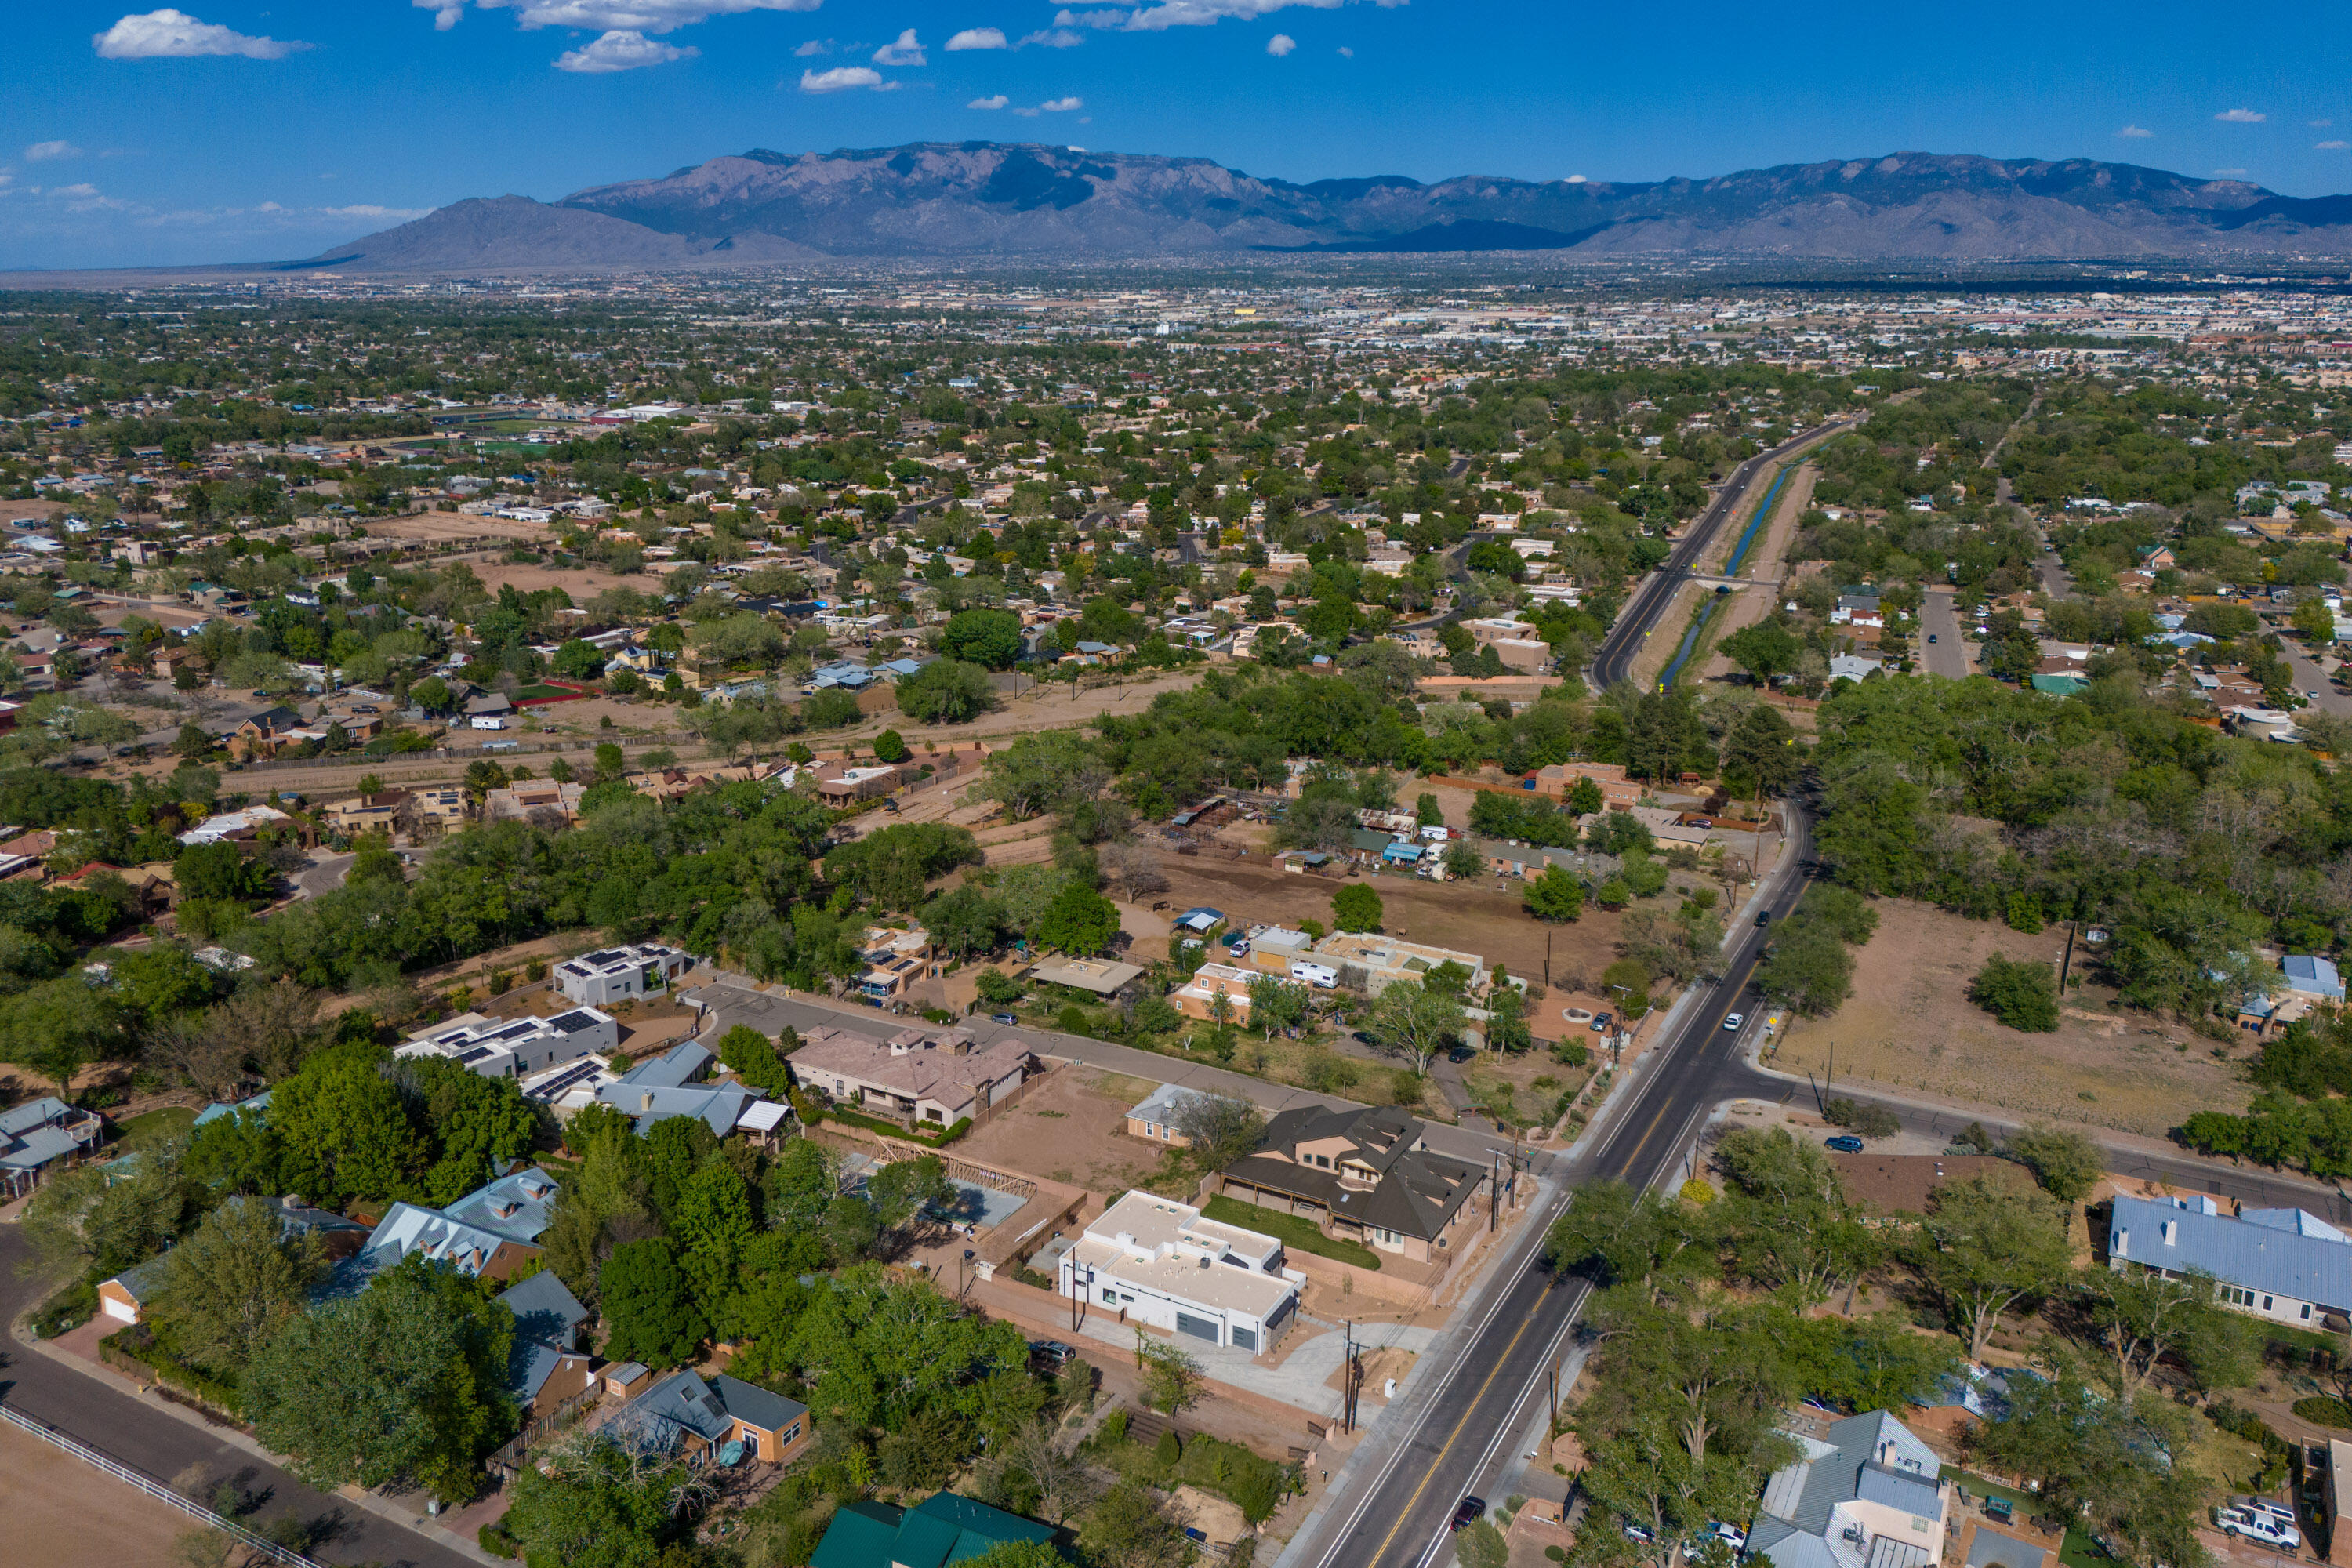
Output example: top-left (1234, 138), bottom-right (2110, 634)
top-left (2033, 532), bottom-right (2076, 601)
top-left (1289, 811), bottom-right (1821, 1568)
top-left (1919, 589), bottom-right (1972, 679)
top-left (0, 1228), bottom-right (473, 1568)
top-left (683, 979), bottom-right (1521, 1168)
top-left (2271, 634), bottom-right (2352, 718)
top-left (293, 851), bottom-right (355, 901)
top-left (1592, 421), bottom-right (1857, 691)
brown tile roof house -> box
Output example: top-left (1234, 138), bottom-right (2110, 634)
top-left (787, 1024), bottom-right (1034, 1130)
top-left (1825, 1152), bottom-right (2037, 1221)
top-left (1218, 1105), bottom-right (1488, 1265)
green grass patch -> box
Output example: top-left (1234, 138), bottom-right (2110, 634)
top-left (513, 683), bottom-right (586, 702)
top-left (1092, 1430), bottom-right (1298, 1523)
top-left (1201, 1195), bottom-right (1381, 1269)
top-left (113, 1105), bottom-right (194, 1152)
top-left (2295, 1396), bottom-right (2352, 1430)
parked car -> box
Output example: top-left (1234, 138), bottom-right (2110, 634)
top-left (1622, 1522), bottom-right (1657, 1544)
top-left (2216, 1507), bottom-right (2299, 1550)
top-left (1825, 1134), bottom-right (1866, 1153)
top-left (990, 1012), bottom-right (1018, 1026)
top-left (1026, 1340), bottom-right (1076, 1369)
top-left (1451, 1497), bottom-right (1487, 1533)
top-left (1706, 1523), bottom-right (1749, 1552)
top-left (2237, 1499), bottom-right (2299, 1529)
top-left (1927, 633), bottom-right (1938, 643)
top-left (1590, 1012), bottom-right (1613, 1033)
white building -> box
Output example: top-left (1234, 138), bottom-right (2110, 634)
top-left (552, 943), bottom-right (693, 1007)
top-left (1056, 1192), bottom-right (1303, 1354)
top-left (395, 1007), bottom-right (619, 1081)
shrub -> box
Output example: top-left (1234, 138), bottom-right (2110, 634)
top-left (1823, 1098), bottom-right (1900, 1139)
top-left (1100, 1407), bottom-right (1129, 1446)
top-left (976, 970), bottom-right (1024, 1005)
top-left (2294, 1396), bottom-right (2352, 1430)
top-left (1156, 1429), bottom-right (1182, 1465)
top-left (1970, 953), bottom-right (2060, 1032)
top-left (1057, 1004), bottom-right (1090, 1033)
top-left (524, 957), bottom-right (547, 983)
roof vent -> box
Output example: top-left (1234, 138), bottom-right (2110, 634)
top-left (2161, 1218), bottom-right (2178, 1247)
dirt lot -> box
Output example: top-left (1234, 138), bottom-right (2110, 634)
top-left (1773, 898), bottom-right (2252, 1138)
top-left (365, 508), bottom-right (544, 546)
top-left (0, 1421), bottom-right (228, 1566)
top-left (952, 1065), bottom-right (1185, 1194)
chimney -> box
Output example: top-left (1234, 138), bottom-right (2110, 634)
top-left (640, 1091), bottom-right (655, 1114)
top-left (2161, 1218), bottom-right (2178, 1247)
top-left (2114, 1226), bottom-right (2129, 1258)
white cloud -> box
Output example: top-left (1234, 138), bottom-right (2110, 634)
top-left (946, 27), bottom-right (1007, 49)
top-left (800, 64), bottom-right (895, 92)
top-left (1565, 174), bottom-right (1586, 183)
top-left (2214, 107), bottom-right (2266, 122)
top-left (25, 142), bottom-right (83, 162)
top-left (967, 93), bottom-right (1009, 108)
top-left (2115, 124), bottom-right (2153, 139)
top-left (793, 37), bottom-right (830, 53)
top-left (320, 205), bottom-right (432, 220)
top-left (556, 29), bottom-right (696, 70)
top-left (49, 183), bottom-right (102, 199)
top-left (452, 1), bottom-right (822, 35)
top-left (2320, 140), bottom-right (2350, 151)
top-left (1335, 43), bottom-right (1350, 54)
top-left (1054, 0), bottom-right (1406, 33)
top-left (2314, 119), bottom-right (2334, 128)
top-left (1039, 95), bottom-right (1083, 110)
top-left (2212, 168), bottom-right (2249, 176)
top-left (1265, 31), bottom-right (1294, 53)
top-left (1017, 27), bottom-right (1085, 45)
top-left (93, 9), bottom-right (309, 60)
top-left (872, 28), bottom-right (925, 64)
top-left (414, 0), bottom-right (466, 28)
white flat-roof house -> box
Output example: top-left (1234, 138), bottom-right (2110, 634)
top-left (553, 943), bottom-right (692, 1007)
top-left (1058, 1192), bottom-right (1303, 1354)
top-left (395, 1007), bottom-right (619, 1080)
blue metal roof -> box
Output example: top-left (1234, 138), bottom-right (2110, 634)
top-left (2110, 1193), bottom-right (2352, 1310)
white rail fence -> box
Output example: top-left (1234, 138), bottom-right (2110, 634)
top-left (0, 1403), bottom-right (328, 1567)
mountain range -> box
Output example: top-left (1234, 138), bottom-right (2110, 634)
top-left (299, 143), bottom-right (2352, 271)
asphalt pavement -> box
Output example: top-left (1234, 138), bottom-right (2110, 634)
top-left (2271, 635), bottom-right (2352, 718)
top-left (1919, 588), bottom-right (1972, 679)
top-left (0, 1226), bottom-right (475, 1568)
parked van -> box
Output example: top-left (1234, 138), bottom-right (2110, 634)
top-left (1290, 961), bottom-right (1338, 989)
top-left (470, 716), bottom-right (506, 731)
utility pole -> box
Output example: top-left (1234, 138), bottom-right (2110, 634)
top-left (1490, 1149), bottom-right (1501, 1232)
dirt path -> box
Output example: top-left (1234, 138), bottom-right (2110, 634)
top-left (1693, 463), bottom-right (1817, 686)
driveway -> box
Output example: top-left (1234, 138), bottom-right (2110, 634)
top-left (0, 1227), bottom-right (477, 1568)
top-left (293, 851), bottom-right (355, 901)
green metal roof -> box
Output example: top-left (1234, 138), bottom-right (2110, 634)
top-left (808, 1494), bottom-right (1059, 1568)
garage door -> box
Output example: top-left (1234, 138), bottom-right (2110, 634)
top-left (103, 1294), bottom-right (137, 1323)
top-left (1229, 1326), bottom-right (1258, 1352)
top-left (1175, 1312), bottom-right (1219, 1343)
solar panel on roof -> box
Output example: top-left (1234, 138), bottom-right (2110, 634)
top-left (456, 1046), bottom-right (496, 1065)
top-left (550, 1011), bottom-right (597, 1033)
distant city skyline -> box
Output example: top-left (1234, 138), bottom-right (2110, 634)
top-left (5, 0), bottom-right (2350, 268)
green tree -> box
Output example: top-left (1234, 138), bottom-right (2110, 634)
top-left (598, 1238), bottom-right (706, 1369)
top-left (172, 840), bottom-right (270, 905)
top-left (243, 1252), bottom-right (515, 1502)
top-left (1523, 864), bottom-right (1585, 922)
top-left (717, 1022), bottom-right (792, 1094)
top-left (1970, 953), bottom-right (2060, 1032)
top-left (896, 658), bottom-right (997, 724)
top-left (942, 608), bottom-right (1025, 670)
top-left (1720, 703), bottom-right (1800, 802)
top-left (2078, 1265), bottom-right (2260, 1397)
top-left (1415, 793), bottom-right (1444, 826)
top-left (154, 1194), bottom-right (328, 1377)
top-left (2005, 1123), bottom-right (2103, 1206)
top-left (1167, 1092), bottom-right (1266, 1167)
top-left (1756, 923), bottom-right (1854, 1017)
top-left (1442, 839), bottom-right (1483, 881)
top-left (2294, 597), bottom-right (2337, 645)
top-left (1566, 775), bottom-right (1606, 816)
top-left (873, 727), bottom-right (911, 764)
top-left (1719, 619), bottom-right (1802, 685)
top-left (1331, 881), bottom-right (1383, 933)
top-left (503, 1433), bottom-right (687, 1568)
top-left (1036, 881), bottom-right (1120, 956)
top-left (1907, 1174), bottom-right (2071, 1359)
top-left (1361, 980), bottom-right (1465, 1076)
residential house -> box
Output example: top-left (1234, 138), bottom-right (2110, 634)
top-left (442, 1165), bottom-right (563, 1245)
top-left (224, 706), bottom-right (309, 761)
top-left (483, 779), bottom-right (587, 826)
top-left (815, 763), bottom-right (909, 806)
top-left (175, 804), bottom-right (292, 848)
top-left (1750, 1410), bottom-right (1953, 1568)
top-left (551, 942), bottom-right (692, 1007)
top-left (1218, 1105), bottom-right (1488, 1264)
top-left (1056, 1191), bottom-right (1303, 1353)
top-left (854, 925), bottom-right (934, 1002)
top-left (1310, 931), bottom-right (1487, 996)
top-left (406, 786), bottom-right (469, 833)
top-left (808, 1493), bottom-right (1057, 1568)
top-left (1172, 961), bottom-right (1258, 1024)
top-left (1023, 957), bottom-right (1145, 998)
top-left (595, 1040), bottom-right (780, 1138)
top-left (608, 1370), bottom-right (811, 1466)
top-left (394, 1007), bottom-right (619, 1080)
top-left (325, 789), bottom-right (408, 837)
top-left (324, 1200), bottom-right (545, 1297)
top-left (0, 1095), bottom-right (105, 1198)
top-left (1529, 761), bottom-right (1640, 808)
top-left (1123, 1084), bottom-right (1233, 1146)
top-left (1243, 927), bottom-right (1318, 977)
top-left (2108, 1192), bottom-right (2352, 1327)
top-left (99, 1195), bottom-right (368, 1325)
top-left (1831, 593), bottom-right (1886, 629)
top-left (787, 1024), bottom-right (1033, 1130)
top-left (498, 1269), bottom-right (595, 1420)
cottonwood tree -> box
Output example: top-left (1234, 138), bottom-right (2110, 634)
top-left (1360, 981), bottom-right (1464, 1076)
top-left (2077, 1265), bottom-right (2259, 1396)
top-left (155, 1196), bottom-right (327, 1377)
top-left (1907, 1174), bottom-right (2071, 1359)
top-left (1167, 1092), bottom-right (1266, 1169)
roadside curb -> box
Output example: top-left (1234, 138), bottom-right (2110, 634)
top-left (6, 1313), bottom-right (508, 1568)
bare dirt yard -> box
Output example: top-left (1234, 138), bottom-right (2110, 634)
top-left (952, 1065), bottom-right (1181, 1193)
top-left (1773, 899), bottom-right (2252, 1138)
top-left (0, 1421), bottom-right (225, 1566)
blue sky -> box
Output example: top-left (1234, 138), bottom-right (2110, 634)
top-left (5, 1), bottom-right (2352, 269)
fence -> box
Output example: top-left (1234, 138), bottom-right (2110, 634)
top-left (0, 1403), bottom-right (327, 1567)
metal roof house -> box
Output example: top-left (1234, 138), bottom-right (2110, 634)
top-left (1751, 1409), bottom-right (1952, 1568)
top-left (608, 1370), bottom-right (811, 1466)
top-left (809, 1492), bottom-right (1058, 1568)
top-left (0, 1095), bottom-right (104, 1198)
top-left (2108, 1192), bottom-right (2352, 1326)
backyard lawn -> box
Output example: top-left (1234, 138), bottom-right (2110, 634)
top-left (112, 1106), bottom-right (194, 1152)
top-left (1202, 1195), bottom-right (1381, 1270)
